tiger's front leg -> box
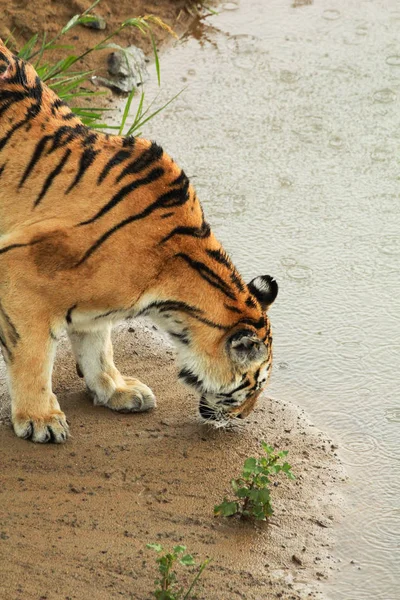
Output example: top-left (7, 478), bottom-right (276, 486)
top-left (5, 314), bottom-right (69, 443)
top-left (68, 323), bottom-right (156, 413)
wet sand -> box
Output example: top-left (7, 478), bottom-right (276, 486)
top-left (0, 322), bottom-right (344, 599)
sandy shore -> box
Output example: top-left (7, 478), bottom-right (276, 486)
top-left (0, 321), bottom-right (345, 599)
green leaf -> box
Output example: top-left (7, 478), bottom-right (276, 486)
top-left (150, 30), bottom-right (161, 86)
top-left (179, 554), bottom-right (195, 566)
top-left (261, 441), bottom-right (274, 455)
top-left (61, 15), bottom-right (81, 35)
top-left (147, 543), bottom-right (163, 552)
top-left (214, 500), bottom-right (239, 517)
top-left (236, 487), bottom-right (250, 498)
top-left (257, 488), bottom-right (270, 503)
top-left (243, 457), bottom-right (257, 473)
top-left (17, 34), bottom-right (39, 60)
top-left (250, 504), bottom-right (265, 519)
top-left (173, 545), bottom-right (186, 554)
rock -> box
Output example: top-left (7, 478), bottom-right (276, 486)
top-left (93, 44), bottom-right (149, 93)
top-left (82, 14), bottom-right (107, 30)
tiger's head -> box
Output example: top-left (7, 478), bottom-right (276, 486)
top-left (143, 272), bottom-right (278, 426)
top-left (183, 275), bottom-right (278, 425)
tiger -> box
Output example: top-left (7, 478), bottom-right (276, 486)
top-left (0, 39), bottom-right (278, 443)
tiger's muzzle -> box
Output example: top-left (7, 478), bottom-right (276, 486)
top-left (199, 389), bottom-right (261, 422)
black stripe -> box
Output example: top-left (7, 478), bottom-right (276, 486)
top-left (0, 51), bottom-right (10, 65)
top-left (0, 301), bottom-right (20, 346)
top-left (74, 173), bottom-right (190, 264)
top-left (169, 170), bottom-right (187, 187)
top-left (0, 76), bottom-right (43, 150)
top-left (246, 296), bottom-right (257, 308)
top-left (169, 331), bottom-right (190, 345)
top-left (207, 248), bottom-right (245, 292)
top-left (0, 238), bottom-right (43, 256)
top-left (206, 248), bottom-right (232, 269)
top-left (137, 300), bottom-right (229, 331)
top-left (47, 124), bottom-right (87, 154)
top-left (178, 368), bottom-right (203, 390)
top-left (160, 212), bottom-right (175, 219)
top-left (66, 147), bottom-right (99, 194)
top-left (159, 221), bottom-right (211, 245)
top-left (34, 149), bottom-right (71, 207)
top-left (0, 116), bottom-right (30, 151)
top-left (19, 135), bottom-right (52, 188)
top-left (7, 59), bottom-right (28, 86)
top-left (224, 303), bottom-right (241, 314)
top-left (122, 136), bottom-right (135, 147)
top-left (83, 133), bottom-right (97, 146)
top-left (0, 333), bottom-right (12, 361)
top-left (116, 142), bottom-right (163, 182)
top-left (66, 304), bottom-right (77, 325)
top-left (218, 379), bottom-right (251, 398)
top-left (175, 253), bottom-right (236, 301)
top-left (51, 98), bottom-right (67, 115)
top-left (238, 316), bottom-right (266, 330)
top-left (97, 150), bottom-right (132, 184)
top-left (0, 163), bottom-right (6, 177)
top-left (78, 167), bottom-right (164, 226)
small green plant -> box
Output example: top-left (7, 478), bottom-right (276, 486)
top-left (214, 441), bottom-right (295, 521)
top-left (147, 543), bottom-right (210, 600)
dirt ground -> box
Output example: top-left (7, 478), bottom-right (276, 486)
top-left (0, 322), bottom-right (344, 600)
top-left (0, 0), bottom-right (202, 78)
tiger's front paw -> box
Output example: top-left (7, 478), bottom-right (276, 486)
top-left (13, 410), bottom-right (70, 443)
top-left (105, 377), bottom-right (156, 413)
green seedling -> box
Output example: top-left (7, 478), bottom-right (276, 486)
top-left (214, 441), bottom-right (295, 521)
top-left (147, 543), bottom-right (210, 600)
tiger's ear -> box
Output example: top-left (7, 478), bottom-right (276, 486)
top-left (248, 275), bottom-right (278, 311)
top-left (227, 329), bottom-right (267, 365)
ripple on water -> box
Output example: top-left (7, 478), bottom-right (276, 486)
top-left (362, 509), bottom-right (400, 552)
top-left (226, 34), bottom-right (262, 70)
top-left (333, 562), bottom-right (399, 600)
top-left (355, 23), bottom-right (369, 36)
top-left (221, 1), bottom-right (239, 10)
top-left (340, 431), bottom-right (380, 466)
top-left (371, 147), bottom-right (391, 162)
top-left (322, 9), bottom-right (341, 21)
top-left (384, 407), bottom-right (400, 422)
top-left (373, 88), bottom-right (397, 103)
top-left (311, 410), bottom-right (364, 433)
top-left (286, 265), bottom-right (313, 281)
top-left (330, 326), bottom-right (369, 360)
top-left (279, 70), bottom-right (299, 84)
top-left (293, 115), bottom-right (324, 143)
top-left (328, 135), bottom-right (343, 149)
top-left (378, 234), bottom-right (400, 256)
top-left (280, 256), bottom-right (297, 268)
top-left (386, 55), bottom-right (400, 66)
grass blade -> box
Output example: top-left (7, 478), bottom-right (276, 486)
top-left (126, 88), bottom-right (186, 136)
top-left (150, 30), bottom-right (161, 86)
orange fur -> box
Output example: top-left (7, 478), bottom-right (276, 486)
top-left (0, 40), bottom-right (277, 443)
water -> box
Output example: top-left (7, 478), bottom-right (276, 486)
top-left (113, 0), bottom-right (400, 597)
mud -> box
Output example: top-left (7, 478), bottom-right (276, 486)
top-left (0, 323), bottom-right (343, 599)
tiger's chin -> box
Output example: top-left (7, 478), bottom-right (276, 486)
top-left (198, 398), bottom-right (245, 430)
